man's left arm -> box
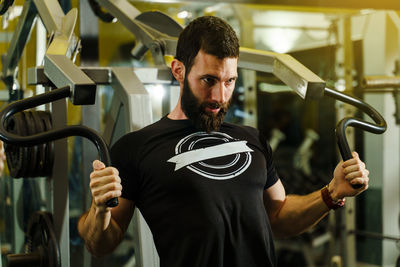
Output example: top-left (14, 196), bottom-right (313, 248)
top-left (264, 152), bottom-right (369, 238)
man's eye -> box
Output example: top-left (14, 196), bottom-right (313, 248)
top-left (203, 77), bottom-right (215, 84)
top-left (227, 78), bottom-right (236, 85)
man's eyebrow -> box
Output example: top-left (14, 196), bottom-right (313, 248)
top-left (199, 74), bottom-right (238, 80)
top-left (200, 74), bottom-right (219, 80)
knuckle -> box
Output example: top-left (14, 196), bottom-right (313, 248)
top-left (91, 188), bottom-right (100, 197)
top-left (110, 174), bottom-right (119, 182)
top-left (89, 172), bottom-right (97, 179)
top-left (106, 191), bottom-right (117, 199)
top-left (111, 167), bottom-right (119, 176)
top-left (112, 174), bottom-right (122, 184)
top-left (89, 180), bottom-right (98, 189)
top-left (110, 183), bottom-right (118, 190)
top-left (114, 183), bottom-right (122, 191)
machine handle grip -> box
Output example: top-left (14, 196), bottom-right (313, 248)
top-left (324, 88), bottom-right (387, 189)
top-left (0, 86), bottom-right (118, 207)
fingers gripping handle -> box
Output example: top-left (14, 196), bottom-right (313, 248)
top-left (336, 120), bottom-right (363, 189)
top-left (324, 87), bottom-right (387, 190)
top-left (96, 140), bottom-right (119, 208)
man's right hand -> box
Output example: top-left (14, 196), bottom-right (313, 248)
top-left (90, 160), bottom-right (122, 213)
top-left (78, 161), bottom-right (130, 256)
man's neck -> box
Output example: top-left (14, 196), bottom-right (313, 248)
top-left (168, 103), bottom-right (188, 120)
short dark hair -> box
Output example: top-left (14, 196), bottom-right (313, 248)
top-left (175, 16), bottom-right (240, 73)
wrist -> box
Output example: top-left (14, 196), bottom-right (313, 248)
top-left (91, 202), bottom-right (111, 222)
top-left (321, 184), bottom-right (345, 210)
top-left (327, 182), bottom-right (341, 202)
top-left (94, 205), bottom-right (111, 216)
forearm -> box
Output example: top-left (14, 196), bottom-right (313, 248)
top-left (266, 152), bottom-right (369, 238)
top-left (270, 190), bottom-right (329, 238)
top-left (78, 204), bottom-right (124, 257)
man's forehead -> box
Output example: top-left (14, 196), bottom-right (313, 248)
top-left (194, 50), bottom-right (237, 63)
top-left (191, 51), bottom-right (238, 75)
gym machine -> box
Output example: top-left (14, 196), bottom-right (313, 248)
top-left (238, 47), bottom-right (387, 175)
top-left (0, 1), bottom-right (388, 267)
top-left (0, 0), bottom-right (118, 266)
top-left (0, 0), bottom-right (180, 265)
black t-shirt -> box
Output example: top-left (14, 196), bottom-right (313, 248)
top-left (111, 116), bottom-right (279, 267)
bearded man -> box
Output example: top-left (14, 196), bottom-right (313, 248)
top-left (78, 16), bottom-right (369, 267)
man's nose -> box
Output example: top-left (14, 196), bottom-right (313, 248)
top-left (210, 83), bottom-right (226, 103)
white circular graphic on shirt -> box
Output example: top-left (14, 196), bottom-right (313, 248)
top-left (167, 132), bottom-right (253, 180)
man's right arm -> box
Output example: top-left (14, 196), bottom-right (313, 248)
top-left (78, 160), bottom-right (135, 257)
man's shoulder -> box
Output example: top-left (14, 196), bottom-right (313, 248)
top-left (136, 117), bottom-right (168, 134)
top-left (116, 117), bottom-right (167, 144)
top-left (109, 121), bottom-right (160, 148)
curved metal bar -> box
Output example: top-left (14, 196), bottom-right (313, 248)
top-left (0, 0), bottom-right (14, 15)
top-left (88, 0), bottom-right (115, 23)
top-left (0, 86), bottom-right (117, 206)
top-left (324, 87), bottom-right (387, 189)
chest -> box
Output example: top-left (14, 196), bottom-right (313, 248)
top-left (136, 130), bottom-right (269, 205)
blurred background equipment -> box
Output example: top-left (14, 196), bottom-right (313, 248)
top-left (6, 211), bottom-right (60, 267)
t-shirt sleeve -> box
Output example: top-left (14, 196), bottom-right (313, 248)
top-left (259, 132), bottom-right (279, 190)
top-left (110, 134), bottom-right (140, 202)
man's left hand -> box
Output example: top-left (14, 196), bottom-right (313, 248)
top-left (329, 151), bottom-right (369, 201)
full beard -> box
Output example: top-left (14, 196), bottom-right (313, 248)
top-left (181, 77), bottom-right (231, 133)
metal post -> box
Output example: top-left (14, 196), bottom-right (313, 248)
top-left (340, 15), bottom-right (357, 267)
top-left (11, 179), bottom-right (24, 254)
top-left (79, 0), bottom-right (100, 265)
top-left (381, 11), bottom-right (400, 266)
top-left (51, 98), bottom-right (69, 267)
top-left (108, 67), bottom-right (156, 267)
top-left (234, 6), bottom-right (257, 128)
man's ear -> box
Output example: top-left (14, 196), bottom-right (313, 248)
top-left (171, 59), bottom-right (185, 83)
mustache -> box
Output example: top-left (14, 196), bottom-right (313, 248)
top-left (201, 101), bottom-right (230, 111)
top-left (204, 102), bottom-right (222, 109)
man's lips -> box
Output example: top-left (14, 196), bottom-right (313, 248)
top-left (205, 107), bottom-right (221, 113)
top-left (204, 102), bottom-right (222, 113)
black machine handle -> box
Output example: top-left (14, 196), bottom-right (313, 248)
top-left (324, 87), bottom-right (387, 189)
top-left (0, 0), bottom-right (14, 15)
top-left (0, 86), bottom-right (118, 207)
